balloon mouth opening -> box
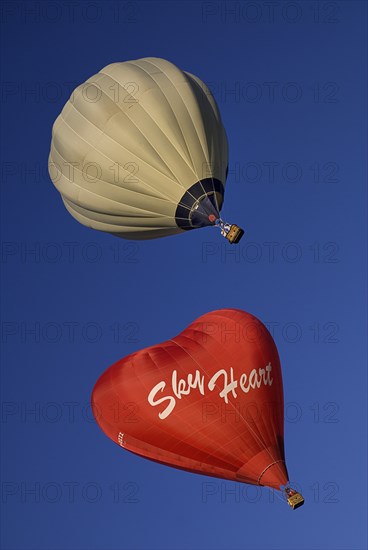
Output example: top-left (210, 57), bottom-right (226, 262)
top-left (175, 179), bottom-right (224, 231)
top-left (189, 193), bottom-right (220, 228)
top-left (256, 460), bottom-right (288, 488)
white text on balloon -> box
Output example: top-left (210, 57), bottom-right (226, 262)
top-left (147, 363), bottom-right (273, 420)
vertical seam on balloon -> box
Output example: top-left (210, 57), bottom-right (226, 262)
top-left (185, 311), bottom-right (285, 469)
top-left (110, 61), bottom-right (197, 174)
top-left (252, 325), bottom-right (288, 482)
top-left (57, 72), bottom-right (192, 202)
top-left (122, 61), bottom-right (201, 176)
top-left (141, 59), bottom-right (220, 204)
top-left (168, 333), bottom-right (279, 471)
top-left (178, 331), bottom-right (271, 457)
top-left (182, 76), bottom-right (225, 215)
top-left (100, 66), bottom-right (206, 193)
top-left (53, 121), bottom-right (196, 227)
top-left (57, 109), bottom-right (189, 205)
top-left (51, 142), bottom-right (187, 228)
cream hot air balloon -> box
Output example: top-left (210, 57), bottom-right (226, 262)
top-left (48, 57), bottom-right (243, 243)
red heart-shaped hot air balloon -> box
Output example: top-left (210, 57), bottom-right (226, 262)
top-left (92, 309), bottom-right (303, 507)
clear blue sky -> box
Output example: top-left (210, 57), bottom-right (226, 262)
top-left (1, 1), bottom-right (367, 549)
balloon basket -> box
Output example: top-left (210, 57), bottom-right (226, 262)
top-left (225, 224), bottom-right (244, 244)
top-left (285, 488), bottom-right (304, 510)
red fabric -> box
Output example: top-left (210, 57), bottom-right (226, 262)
top-left (92, 309), bottom-right (289, 490)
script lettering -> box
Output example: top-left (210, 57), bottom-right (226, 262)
top-left (147, 363), bottom-right (274, 420)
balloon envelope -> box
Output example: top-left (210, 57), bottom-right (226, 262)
top-left (49, 58), bottom-right (230, 240)
top-left (92, 309), bottom-right (290, 490)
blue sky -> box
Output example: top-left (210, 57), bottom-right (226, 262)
top-left (1, 1), bottom-right (367, 549)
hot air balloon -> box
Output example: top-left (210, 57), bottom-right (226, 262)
top-left (48, 58), bottom-right (243, 243)
top-left (92, 309), bottom-right (304, 509)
